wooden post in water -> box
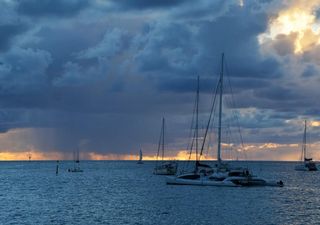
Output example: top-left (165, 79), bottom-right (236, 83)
top-left (56, 160), bottom-right (59, 175)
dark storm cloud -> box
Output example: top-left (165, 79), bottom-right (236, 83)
top-left (30, 23), bottom-right (108, 81)
top-left (254, 85), bottom-right (297, 101)
top-left (156, 77), bottom-right (214, 94)
top-left (268, 33), bottom-right (296, 56)
top-left (302, 64), bottom-right (318, 78)
top-left (194, 5), bottom-right (281, 80)
top-left (0, 23), bottom-right (28, 51)
top-left (0, 47), bottom-right (52, 95)
top-left (133, 22), bottom-right (197, 76)
top-left (16, 0), bottom-right (90, 17)
top-left (110, 0), bottom-right (191, 10)
top-left (1, 0), bottom-right (320, 157)
top-left (132, 3), bottom-right (281, 96)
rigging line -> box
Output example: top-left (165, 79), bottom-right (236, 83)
top-left (302, 120), bottom-right (307, 161)
top-left (186, 88), bottom-right (197, 152)
top-left (155, 119), bottom-right (163, 166)
top-left (205, 125), bottom-right (212, 159)
top-left (195, 76), bottom-right (200, 162)
top-left (226, 123), bottom-right (238, 161)
top-left (224, 91), bottom-right (240, 157)
top-left (198, 75), bottom-right (221, 160)
top-left (225, 57), bottom-right (247, 162)
top-left (204, 89), bottom-right (219, 160)
top-left (162, 118), bottom-right (165, 161)
top-left (181, 80), bottom-right (198, 173)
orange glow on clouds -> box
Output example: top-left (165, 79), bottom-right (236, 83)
top-left (0, 150), bottom-right (64, 161)
top-left (311, 121), bottom-right (320, 127)
top-left (0, 142), bottom-right (318, 161)
top-left (260, 0), bottom-right (320, 54)
top-left (88, 150), bottom-right (216, 161)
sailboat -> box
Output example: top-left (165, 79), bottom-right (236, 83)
top-left (68, 148), bottom-right (83, 172)
top-left (153, 118), bottom-right (177, 175)
top-left (137, 149), bottom-right (144, 164)
top-left (166, 53), bottom-right (283, 187)
top-left (295, 120), bottom-right (318, 171)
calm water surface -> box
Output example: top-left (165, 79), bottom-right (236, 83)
top-left (0, 161), bottom-right (319, 225)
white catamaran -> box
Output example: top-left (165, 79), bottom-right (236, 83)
top-left (68, 148), bottom-right (83, 172)
top-left (137, 149), bottom-right (143, 164)
top-left (295, 120), bottom-right (318, 171)
top-left (153, 118), bottom-right (177, 175)
top-left (166, 53), bottom-right (283, 187)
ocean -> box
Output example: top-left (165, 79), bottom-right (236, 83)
top-left (1, 161), bottom-right (319, 225)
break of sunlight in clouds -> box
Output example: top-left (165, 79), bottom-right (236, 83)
top-left (258, 143), bottom-right (298, 150)
top-left (0, 150), bottom-right (64, 161)
top-left (285, 119), bottom-right (320, 128)
top-left (311, 120), bottom-right (320, 127)
top-left (238, 0), bottom-right (244, 8)
top-left (259, 0), bottom-right (320, 54)
top-left (88, 150), bottom-right (218, 161)
top-left (0, 142), bottom-right (315, 161)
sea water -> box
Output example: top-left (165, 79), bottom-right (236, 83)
top-left (0, 161), bottom-right (319, 225)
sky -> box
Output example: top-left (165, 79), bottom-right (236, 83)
top-left (1, 0), bottom-right (320, 160)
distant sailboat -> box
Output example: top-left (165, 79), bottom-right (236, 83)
top-left (295, 120), bottom-right (317, 171)
top-left (153, 118), bottom-right (177, 175)
top-left (68, 148), bottom-right (83, 172)
top-left (27, 153), bottom-right (32, 161)
top-left (137, 149), bottom-right (143, 164)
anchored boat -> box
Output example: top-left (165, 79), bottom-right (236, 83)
top-left (153, 118), bottom-right (177, 175)
top-left (166, 53), bottom-right (283, 187)
top-left (295, 120), bottom-right (318, 171)
top-left (137, 149), bottom-right (144, 164)
top-left (68, 147), bottom-right (83, 172)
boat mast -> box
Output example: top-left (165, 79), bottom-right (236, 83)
top-left (196, 76), bottom-right (200, 162)
top-left (217, 53), bottom-right (224, 166)
top-left (162, 117), bottom-right (165, 160)
top-left (139, 149), bottom-right (143, 161)
top-left (302, 120), bottom-right (307, 161)
top-left (76, 147), bottom-right (80, 163)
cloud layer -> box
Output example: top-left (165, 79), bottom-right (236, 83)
top-left (0, 0), bottom-right (320, 160)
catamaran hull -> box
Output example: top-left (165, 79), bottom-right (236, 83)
top-left (68, 169), bottom-right (83, 172)
top-left (166, 176), bottom-right (283, 187)
top-left (295, 164), bottom-right (317, 171)
top-left (166, 176), bottom-right (238, 187)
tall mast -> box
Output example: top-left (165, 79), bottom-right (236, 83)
top-left (140, 149), bottom-right (143, 161)
top-left (75, 147), bottom-right (80, 163)
top-left (217, 53), bottom-right (224, 165)
top-left (303, 120), bottom-right (307, 161)
top-left (162, 117), bottom-right (165, 160)
top-left (196, 76), bottom-right (200, 162)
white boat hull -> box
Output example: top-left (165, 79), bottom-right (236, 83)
top-left (166, 176), bottom-right (238, 187)
top-left (166, 175), bottom-right (283, 187)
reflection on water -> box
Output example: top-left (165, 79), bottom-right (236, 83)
top-left (0, 161), bottom-right (319, 225)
